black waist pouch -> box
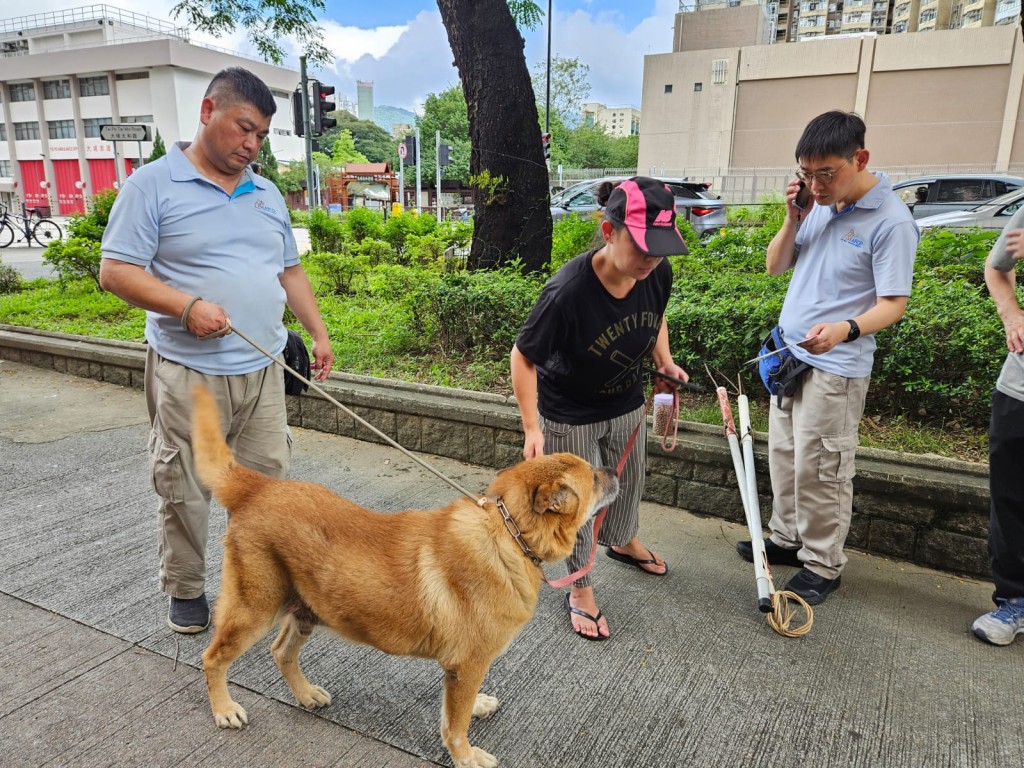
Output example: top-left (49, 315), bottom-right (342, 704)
top-left (283, 330), bottom-right (311, 396)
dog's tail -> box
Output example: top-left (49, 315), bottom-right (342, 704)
top-left (190, 383), bottom-right (260, 510)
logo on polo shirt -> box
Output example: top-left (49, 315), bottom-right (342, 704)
top-left (653, 209), bottom-right (674, 226)
top-left (254, 198), bottom-right (278, 216)
top-left (841, 228), bottom-right (864, 248)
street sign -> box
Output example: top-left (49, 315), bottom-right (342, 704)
top-left (100, 124), bottom-right (151, 142)
top-left (398, 142), bottom-right (407, 160)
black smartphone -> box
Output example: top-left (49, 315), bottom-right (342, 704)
top-left (645, 367), bottom-right (704, 392)
top-left (794, 181), bottom-right (812, 211)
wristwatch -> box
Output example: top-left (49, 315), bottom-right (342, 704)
top-left (844, 319), bottom-right (861, 343)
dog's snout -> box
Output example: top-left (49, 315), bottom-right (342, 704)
top-left (594, 468), bottom-right (619, 508)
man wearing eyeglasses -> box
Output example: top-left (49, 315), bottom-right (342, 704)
top-left (736, 111), bottom-right (919, 605)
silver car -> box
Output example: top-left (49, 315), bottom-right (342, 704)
top-left (892, 174), bottom-right (1024, 220)
top-left (916, 187), bottom-right (1024, 233)
top-left (550, 176), bottom-right (728, 237)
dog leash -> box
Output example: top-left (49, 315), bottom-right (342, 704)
top-left (227, 325), bottom-right (485, 505)
top-left (543, 413), bottom-right (644, 589)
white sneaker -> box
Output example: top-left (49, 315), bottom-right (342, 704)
top-left (972, 597), bottom-right (1024, 646)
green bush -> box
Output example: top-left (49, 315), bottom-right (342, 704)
top-left (343, 206), bottom-right (385, 243)
top-left (0, 264), bottom-right (22, 294)
top-left (550, 214), bottom-right (599, 273)
top-left (350, 237), bottom-right (395, 266)
top-left (308, 208), bottom-right (345, 253)
top-left (289, 209), bottom-right (311, 227)
top-left (42, 237), bottom-right (103, 289)
top-left (304, 249), bottom-right (369, 295)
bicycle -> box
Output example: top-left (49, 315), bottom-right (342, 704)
top-left (0, 203), bottom-right (63, 248)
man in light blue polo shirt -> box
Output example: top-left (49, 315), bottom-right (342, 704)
top-left (100, 67), bottom-right (334, 633)
top-left (736, 111), bottom-right (918, 605)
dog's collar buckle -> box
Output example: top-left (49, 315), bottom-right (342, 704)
top-left (495, 497), bottom-right (542, 567)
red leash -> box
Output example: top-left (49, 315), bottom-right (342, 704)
top-left (544, 408), bottom-right (646, 589)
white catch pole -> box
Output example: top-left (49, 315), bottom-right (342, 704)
top-left (738, 393), bottom-right (773, 613)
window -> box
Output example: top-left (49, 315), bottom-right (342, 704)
top-left (48, 120), bottom-right (76, 139)
top-left (9, 83), bottom-right (35, 102)
top-left (83, 117), bottom-right (113, 138)
top-left (115, 72), bottom-right (150, 81)
top-left (79, 76), bottom-right (110, 97)
top-left (712, 59), bottom-right (728, 85)
top-left (936, 180), bottom-right (987, 203)
top-left (14, 121), bottom-right (40, 140)
top-left (120, 115), bottom-right (154, 123)
top-left (42, 79), bottom-right (71, 100)
top-left (694, 83), bottom-right (703, 92)
top-left (0, 160), bottom-right (11, 177)
top-left (0, 124), bottom-right (5, 141)
top-left (664, 84), bottom-right (673, 94)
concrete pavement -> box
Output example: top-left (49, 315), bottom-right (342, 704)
top-left (1, 360), bottom-right (1022, 768)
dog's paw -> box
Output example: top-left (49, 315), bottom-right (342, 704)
top-left (295, 684), bottom-right (332, 709)
top-left (471, 693), bottom-right (500, 719)
top-left (456, 747), bottom-right (498, 768)
top-left (213, 701), bottom-right (248, 729)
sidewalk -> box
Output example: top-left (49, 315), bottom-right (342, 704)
top-left (1, 361), bottom-right (1021, 768)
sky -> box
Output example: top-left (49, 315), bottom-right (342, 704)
top-left (20, 1), bottom-right (684, 113)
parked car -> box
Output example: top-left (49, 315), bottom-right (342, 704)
top-left (892, 174), bottom-right (1024, 220)
top-left (550, 176), bottom-right (728, 237)
top-left (916, 187), bottom-right (1024, 233)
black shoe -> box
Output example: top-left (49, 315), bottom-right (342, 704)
top-left (735, 538), bottom-right (802, 568)
top-left (167, 594), bottom-right (210, 634)
top-left (783, 568), bottom-right (841, 606)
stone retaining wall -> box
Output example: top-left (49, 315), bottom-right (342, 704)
top-left (0, 325), bottom-right (992, 580)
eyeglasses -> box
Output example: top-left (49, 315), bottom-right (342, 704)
top-left (795, 158), bottom-right (852, 186)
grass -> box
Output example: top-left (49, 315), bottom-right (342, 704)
top-left (0, 276), bottom-right (987, 464)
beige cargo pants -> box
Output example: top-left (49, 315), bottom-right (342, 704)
top-left (145, 347), bottom-right (290, 599)
top-left (767, 366), bottom-right (870, 580)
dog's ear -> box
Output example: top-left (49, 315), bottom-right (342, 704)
top-left (533, 482), bottom-right (576, 515)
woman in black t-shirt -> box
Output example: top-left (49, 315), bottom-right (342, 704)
top-left (511, 177), bottom-right (691, 640)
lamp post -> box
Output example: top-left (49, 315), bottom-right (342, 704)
top-left (545, 0), bottom-right (552, 135)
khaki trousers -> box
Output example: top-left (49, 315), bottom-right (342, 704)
top-left (145, 347), bottom-right (290, 599)
top-left (767, 366), bottom-right (869, 579)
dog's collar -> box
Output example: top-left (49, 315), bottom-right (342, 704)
top-left (494, 497), bottom-right (542, 567)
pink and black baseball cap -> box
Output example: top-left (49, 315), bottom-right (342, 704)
top-left (604, 177), bottom-right (689, 257)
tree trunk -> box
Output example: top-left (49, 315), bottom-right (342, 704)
top-left (436, 0), bottom-right (552, 272)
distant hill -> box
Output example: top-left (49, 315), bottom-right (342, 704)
top-left (374, 105), bottom-right (417, 133)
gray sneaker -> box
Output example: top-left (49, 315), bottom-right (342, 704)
top-left (167, 594), bottom-right (210, 634)
top-left (972, 597), bottom-right (1024, 646)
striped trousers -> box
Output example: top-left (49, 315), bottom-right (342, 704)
top-left (540, 404), bottom-right (647, 587)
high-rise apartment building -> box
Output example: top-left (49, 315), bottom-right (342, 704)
top-left (356, 80), bottom-right (374, 122)
top-left (680, 0), bottom-right (1017, 44)
top-left (581, 102), bottom-right (641, 137)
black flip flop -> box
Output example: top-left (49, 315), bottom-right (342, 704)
top-left (604, 546), bottom-right (669, 576)
top-left (565, 593), bottom-right (609, 641)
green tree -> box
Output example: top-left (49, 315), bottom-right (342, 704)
top-left (415, 86), bottom-right (471, 185)
top-left (331, 130), bottom-right (369, 166)
top-left (321, 113), bottom-right (397, 165)
top-left (257, 138), bottom-right (286, 196)
top-left (532, 55), bottom-right (591, 127)
top-left (278, 163), bottom-right (307, 194)
top-left (170, 0), bottom-right (331, 66)
top-left (147, 129), bottom-right (167, 163)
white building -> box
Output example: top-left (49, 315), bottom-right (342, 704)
top-left (0, 5), bottom-right (303, 215)
top-left (581, 102), bottom-right (641, 137)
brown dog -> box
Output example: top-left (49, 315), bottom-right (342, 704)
top-left (189, 384), bottom-right (619, 768)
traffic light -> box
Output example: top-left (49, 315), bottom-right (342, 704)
top-left (541, 132), bottom-right (551, 160)
top-left (311, 80), bottom-right (337, 135)
top-left (291, 88), bottom-right (304, 137)
top-left (438, 143), bottom-right (451, 168)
